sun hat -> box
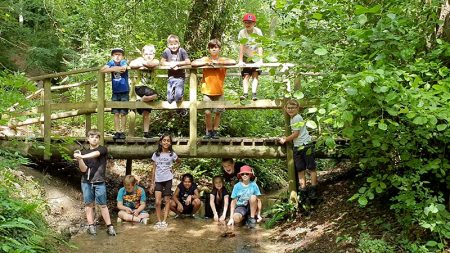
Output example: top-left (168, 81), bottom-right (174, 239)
top-left (237, 165), bottom-right (255, 180)
top-left (243, 13), bottom-right (256, 22)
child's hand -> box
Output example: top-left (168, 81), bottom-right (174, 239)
top-left (238, 61), bottom-right (245, 67)
top-left (150, 184), bottom-right (155, 194)
top-left (185, 195), bottom-right (192, 205)
top-left (219, 214), bottom-right (226, 222)
top-left (73, 150), bottom-right (82, 160)
top-left (132, 210), bottom-right (140, 216)
top-left (177, 203), bottom-right (183, 213)
top-left (213, 213), bottom-right (219, 222)
top-left (118, 66), bottom-right (127, 73)
top-left (279, 137), bottom-right (286, 144)
top-left (227, 219), bottom-right (234, 226)
top-left (126, 207), bottom-right (133, 214)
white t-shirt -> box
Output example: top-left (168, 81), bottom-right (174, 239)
top-left (238, 27), bottom-right (263, 58)
top-left (291, 114), bottom-right (312, 147)
top-left (151, 151), bottom-right (178, 182)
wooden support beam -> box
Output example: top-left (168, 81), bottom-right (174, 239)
top-left (126, 159), bottom-right (132, 175)
top-left (29, 67), bottom-right (101, 81)
top-left (85, 83), bottom-right (92, 135)
top-left (189, 69), bottom-right (198, 156)
top-left (97, 72), bottom-right (105, 145)
top-left (43, 79), bottom-right (51, 160)
top-left (285, 106), bottom-right (297, 193)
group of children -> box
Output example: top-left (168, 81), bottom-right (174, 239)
top-left (74, 12), bottom-right (318, 236)
top-left (101, 13), bottom-right (263, 140)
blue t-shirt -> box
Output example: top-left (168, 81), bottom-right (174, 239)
top-left (116, 185), bottom-right (147, 210)
top-left (231, 181), bottom-right (261, 207)
top-left (106, 59), bottom-right (129, 93)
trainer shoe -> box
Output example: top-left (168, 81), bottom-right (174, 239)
top-left (119, 132), bottom-right (126, 139)
top-left (239, 94), bottom-right (248, 100)
top-left (87, 224), bottom-right (96, 235)
top-left (113, 132), bottom-right (120, 140)
top-left (153, 222), bottom-right (162, 229)
top-left (203, 132), bottom-right (212, 139)
top-left (210, 130), bottom-right (220, 139)
top-left (252, 94), bottom-right (258, 101)
top-left (143, 132), bottom-right (151, 138)
top-left (160, 221), bottom-right (168, 228)
top-left (106, 225), bottom-right (116, 236)
top-left (247, 217), bottom-right (257, 229)
top-left (140, 218), bottom-right (149, 225)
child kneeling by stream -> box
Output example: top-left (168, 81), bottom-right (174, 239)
top-left (227, 165), bottom-right (262, 229)
top-left (116, 175), bottom-right (149, 224)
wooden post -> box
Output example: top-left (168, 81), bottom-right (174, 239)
top-left (84, 83), bottom-right (92, 135)
top-left (43, 79), bottom-right (52, 160)
top-left (285, 106), bottom-right (297, 193)
top-left (126, 159), bottom-right (132, 175)
top-left (189, 69), bottom-right (198, 156)
top-left (97, 72), bottom-right (105, 145)
top-left (128, 71), bottom-right (137, 137)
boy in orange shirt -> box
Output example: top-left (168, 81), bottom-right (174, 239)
top-left (191, 39), bottom-right (236, 139)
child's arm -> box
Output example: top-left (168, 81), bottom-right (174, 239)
top-left (173, 157), bottom-right (181, 171)
top-left (173, 187), bottom-right (184, 213)
top-left (209, 194), bottom-right (219, 220)
top-left (74, 153), bottom-right (88, 173)
top-left (100, 65), bottom-right (127, 73)
top-left (221, 195), bottom-right (229, 221)
top-left (149, 161), bottom-right (156, 193)
top-left (217, 57), bottom-right (237, 66)
top-left (191, 57), bottom-right (211, 67)
top-left (227, 199), bottom-right (237, 226)
top-left (238, 44), bottom-right (245, 64)
top-left (117, 201), bottom-right (133, 214)
top-left (279, 130), bottom-right (300, 145)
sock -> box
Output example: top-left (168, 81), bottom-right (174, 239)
top-left (107, 224), bottom-right (113, 227)
top-left (252, 92), bottom-right (257, 97)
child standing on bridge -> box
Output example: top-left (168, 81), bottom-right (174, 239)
top-left (191, 39), bottom-right (236, 139)
top-left (279, 99), bottom-right (318, 202)
top-left (116, 175), bottom-right (149, 224)
top-left (161, 35), bottom-right (190, 116)
top-left (101, 48), bottom-right (129, 140)
top-left (238, 13), bottom-right (263, 101)
top-left (150, 133), bottom-right (180, 229)
top-left (73, 129), bottom-right (116, 236)
top-left (130, 45), bottom-right (159, 138)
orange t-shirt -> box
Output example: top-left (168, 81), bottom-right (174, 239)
top-left (201, 65), bottom-right (227, 96)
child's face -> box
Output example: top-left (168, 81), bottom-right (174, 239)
top-left (182, 178), bottom-right (192, 189)
top-left (213, 179), bottom-right (223, 189)
top-left (112, 52), bottom-right (124, 63)
top-left (142, 48), bottom-right (155, 60)
top-left (124, 183), bottom-right (135, 192)
top-left (87, 134), bottom-right (100, 147)
top-left (168, 39), bottom-right (180, 52)
top-left (243, 20), bottom-right (256, 31)
top-left (161, 136), bottom-right (172, 150)
top-left (285, 104), bottom-right (299, 117)
top-left (240, 173), bottom-right (251, 182)
top-left (222, 161), bottom-right (234, 174)
top-left (208, 46), bottom-right (220, 57)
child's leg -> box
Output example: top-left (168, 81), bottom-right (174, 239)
top-left (298, 171), bottom-right (307, 189)
top-left (114, 113), bottom-right (120, 132)
top-left (167, 80), bottom-right (174, 103)
top-left (85, 203), bottom-right (95, 225)
top-left (142, 111), bottom-right (150, 132)
top-left (174, 78), bottom-right (185, 102)
top-left (163, 196), bottom-right (171, 222)
top-left (120, 113), bottom-right (127, 133)
top-left (169, 200), bottom-right (179, 214)
top-left (251, 71), bottom-right (259, 95)
top-left (155, 191), bottom-right (162, 222)
top-left (249, 195), bottom-right (258, 218)
top-left (213, 112), bottom-right (221, 131)
top-left (242, 74), bottom-right (251, 95)
top-left (192, 199), bottom-right (202, 214)
top-left (256, 198), bottom-right (262, 222)
top-left (205, 110), bottom-right (212, 132)
top-left (310, 170), bottom-right (318, 186)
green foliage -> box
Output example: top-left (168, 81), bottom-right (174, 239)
top-left (263, 191), bottom-right (297, 229)
top-left (357, 233), bottom-right (395, 253)
top-left (272, 0), bottom-right (450, 249)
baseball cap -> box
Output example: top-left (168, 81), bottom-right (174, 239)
top-left (111, 48), bottom-right (125, 56)
top-left (243, 13), bottom-right (256, 22)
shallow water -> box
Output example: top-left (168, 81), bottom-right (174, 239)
top-left (70, 216), bottom-right (277, 253)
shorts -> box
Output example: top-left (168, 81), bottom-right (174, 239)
top-left (136, 108), bottom-right (152, 115)
top-left (135, 85), bottom-right (156, 115)
top-left (234, 205), bottom-right (249, 217)
top-left (293, 144), bottom-right (317, 172)
top-left (81, 182), bottom-right (107, 205)
top-left (181, 203), bottom-right (194, 214)
top-left (203, 95), bottom-right (225, 113)
top-left (111, 92), bottom-right (129, 115)
top-left (241, 58), bottom-right (262, 77)
top-left (155, 180), bottom-right (173, 197)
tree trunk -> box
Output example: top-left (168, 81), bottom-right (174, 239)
top-left (437, 0), bottom-right (450, 42)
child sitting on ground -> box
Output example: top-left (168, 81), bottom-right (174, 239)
top-left (170, 173), bottom-right (201, 216)
top-left (208, 176), bottom-right (229, 222)
top-left (116, 175), bottom-right (149, 224)
top-left (227, 165), bottom-right (262, 229)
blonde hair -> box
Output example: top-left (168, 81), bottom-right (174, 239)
top-left (167, 34), bottom-right (180, 44)
top-left (87, 129), bottom-right (100, 137)
top-left (286, 99), bottom-right (300, 108)
top-left (123, 175), bottom-right (137, 186)
top-left (142, 44), bottom-right (156, 53)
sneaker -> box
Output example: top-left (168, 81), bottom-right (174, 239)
top-left (113, 132), bottom-right (120, 140)
top-left (143, 132), bottom-right (151, 138)
top-left (153, 222), bottom-right (162, 229)
top-left (160, 221), bottom-right (168, 228)
top-left (239, 94), bottom-right (248, 100)
top-left (119, 132), bottom-right (126, 139)
top-left (177, 109), bottom-right (188, 117)
top-left (87, 224), bottom-right (96, 235)
top-left (247, 217), bottom-right (256, 229)
top-left (252, 95), bottom-right (258, 101)
top-left (210, 130), bottom-right (219, 139)
top-left (116, 217), bottom-right (122, 223)
top-left (140, 218), bottom-right (149, 225)
top-left (203, 132), bottom-right (212, 139)
top-left (106, 225), bottom-right (116, 236)
top-left (308, 185), bottom-right (318, 200)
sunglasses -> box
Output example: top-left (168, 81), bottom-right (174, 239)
top-left (241, 173), bottom-right (251, 176)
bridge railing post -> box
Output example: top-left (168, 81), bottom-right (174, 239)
top-left (189, 69), bottom-right (198, 156)
top-left (84, 82), bottom-right (92, 134)
top-left (128, 71), bottom-right (138, 138)
top-left (43, 79), bottom-right (52, 160)
top-left (97, 71), bottom-right (106, 145)
top-left (284, 101), bottom-right (298, 193)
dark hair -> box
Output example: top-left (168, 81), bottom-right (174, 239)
top-left (87, 129), bottom-right (101, 138)
top-left (221, 158), bottom-right (234, 163)
top-left (155, 133), bottom-right (174, 157)
top-left (181, 173), bottom-right (194, 184)
top-left (212, 176), bottom-right (225, 202)
top-left (208, 39), bottom-right (221, 49)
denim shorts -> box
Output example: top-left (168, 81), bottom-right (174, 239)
top-left (111, 92), bottom-right (129, 115)
top-left (235, 205), bottom-right (249, 217)
top-left (81, 182), bottom-right (107, 205)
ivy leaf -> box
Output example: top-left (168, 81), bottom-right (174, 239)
top-left (312, 13), bottom-right (322, 20)
top-left (358, 196), bottom-right (368, 206)
top-left (342, 111), bottom-right (353, 122)
top-left (318, 108), bottom-right (326, 114)
top-left (357, 14), bottom-right (368, 25)
top-left (378, 122), bottom-right (388, 131)
top-left (294, 91), bottom-right (304, 99)
top-left (314, 48), bottom-right (328, 56)
top-left (437, 124), bottom-right (447, 131)
top-left (413, 116), bottom-right (428, 125)
top-left (306, 120), bottom-right (317, 129)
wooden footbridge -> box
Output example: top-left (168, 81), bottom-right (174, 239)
top-left (2, 63), bottom-right (321, 191)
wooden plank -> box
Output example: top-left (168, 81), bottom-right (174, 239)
top-left (50, 102), bottom-right (97, 111)
top-left (189, 70), bottom-right (198, 156)
top-left (97, 72), bottom-right (105, 145)
top-left (43, 79), bottom-right (51, 160)
top-left (29, 67), bottom-right (101, 81)
top-left (51, 81), bottom-right (96, 91)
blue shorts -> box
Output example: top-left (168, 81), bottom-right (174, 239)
top-left (81, 182), bottom-right (107, 205)
top-left (111, 92), bottom-right (129, 115)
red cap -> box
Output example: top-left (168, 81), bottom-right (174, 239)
top-left (243, 13), bottom-right (256, 22)
top-left (237, 165), bottom-right (255, 180)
